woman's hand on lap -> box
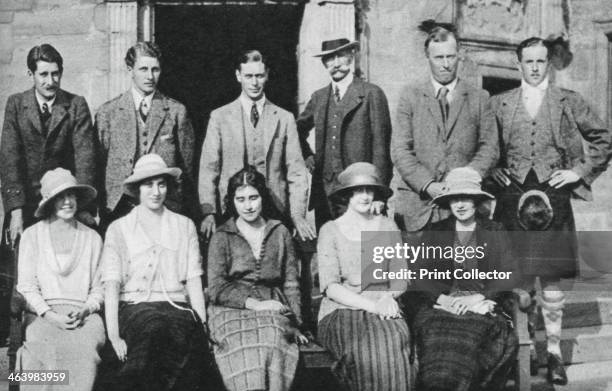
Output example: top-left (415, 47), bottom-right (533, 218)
top-left (43, 310), bottom-right (80, 330)
top-left (109, 335), bottom-right (128, 362)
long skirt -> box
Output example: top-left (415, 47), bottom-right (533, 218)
top-left (317, 309), bottom-right (416, 391)
top-left (209, 305), bottom-right (299, 391)
top-left (16, 304), bottom-right (106, 391)
top-left (96, 301), bottom-right (217, 391)
top-left (414, 306), bottom-right (518, 391)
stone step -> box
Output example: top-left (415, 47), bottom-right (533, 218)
top-left (533, 295), bottom-right (612, 330)
top-left (528, 360), bottom-right (612, 391)
top-left (534, 324), bottom-right (612, 365)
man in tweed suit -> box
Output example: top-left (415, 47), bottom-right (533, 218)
top-left (96, 42), bottom-right (199, 229)
top-left (296, 38), bottom-right (392, 228)
top-left (198, 50), bottom-right (314, 241)
top-left (489, 37), bottom-right (611, 385)
top-left (389, 24), bottom-right (498, 232)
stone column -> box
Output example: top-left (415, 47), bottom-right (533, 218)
top-left (107, 1), bottom-right (138, 99)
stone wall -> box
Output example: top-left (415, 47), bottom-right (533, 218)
top-left (0, 0), bottom-right (109, 131)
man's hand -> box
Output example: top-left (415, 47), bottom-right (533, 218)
top-left (304, 155), bottom-right (315, 174)
top-left (293, 216), bottom-right (316, 241)
top-left (425, 182), bottom-right (446, 199)
top-left (199, 215), bottom-right (216, 240)
top-left (9, 208), bottom-right (23, 248)
top-left (548, 170), bottom-right (580, 189)
top-left (491, 168), bottom-right (511, 187)
top-left (370, 201), bottom-right (385, 215)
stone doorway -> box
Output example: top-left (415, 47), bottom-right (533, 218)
top-left (152, 3), bottom-right (305, 147)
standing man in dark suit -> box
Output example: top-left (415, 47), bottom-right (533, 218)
top-left (489, 37), bottom-right (612, 385)
top-left (389, 24), bottom-right (498, 233)
top-left (297, 38), bottom-right (392, 228)
top-left (96, 42), bottom-right (199, 229)
top-left (0, 43), bottom-right (97, 369)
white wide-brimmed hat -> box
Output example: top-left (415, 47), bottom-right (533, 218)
top-left (433, 167), bottom-right (494, 205)
top-left (34, 168), bottom-right (97, 218)
top-left (123, 154), bottom-right (181, 197)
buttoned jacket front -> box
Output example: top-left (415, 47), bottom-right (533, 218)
top-left (389, 79), bottom-right (499, 231)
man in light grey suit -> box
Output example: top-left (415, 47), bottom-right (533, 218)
top-left (389, 23), bottom-right (498, 232)
top-left (198, 50), bottom-right (314, 241)
top-left (96, 42), bottom-right (199, 229)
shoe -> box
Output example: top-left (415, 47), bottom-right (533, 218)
top-left (547, 353), bottom-right (568, 385)
top-left (530, 353), bottom-right (539, 376)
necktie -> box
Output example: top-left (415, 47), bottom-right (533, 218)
top-left (139, 99), bottom-right (149, 123)
top-left (334, 85), bottom-right (341, 103)
top-left (250, 103), bottom-right (259, 127)
top-left (41, 103), bottom-right (51, 136)
top-left (437, 86), bottom-right (449, 125)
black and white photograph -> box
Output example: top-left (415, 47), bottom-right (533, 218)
top-left (1, 0), bottom-right (612, 390)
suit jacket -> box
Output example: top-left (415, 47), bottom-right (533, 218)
top-left (96, 90), bottom-right (199, 219)
top-left (297, 77), bottom-right (392, 208)
top-left (390, 79), bottom-right (499, 231)
top-left (0, 88), bottom-right (97, 224)
top-left (490, 85), bottom-right (612, 201)
top-left (198, 98), bottom-right (308, 221)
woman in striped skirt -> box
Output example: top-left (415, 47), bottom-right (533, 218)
top-left (317, 162), bottom-right (415, 391)
top-left (207, 166), bottom-right (308, 391)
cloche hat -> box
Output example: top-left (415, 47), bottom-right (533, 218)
top-left (34, 168), bottom-right (97, 218)
top-left (123, 154), bottom-right (181, 197)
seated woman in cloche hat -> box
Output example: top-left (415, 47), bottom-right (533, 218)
top-left (316, 162), bottom-right (416, 391)
top-left (16, 167), bottom-right (105, 391)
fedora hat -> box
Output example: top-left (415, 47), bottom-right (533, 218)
top-left (34, 168), bottom-right (97, 218)
top-left (330, 162), bottom-right (392, 200)
top-left (433, 167), bottom-right (494, 205)
top-left (314, 38), bottom-right (359, 58)
top-left (517, 190), bottom-right (554, 230)
top-left (123, 154), bottom-right (181, 197)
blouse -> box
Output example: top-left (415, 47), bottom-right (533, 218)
top-left (17, 220), bottom-right (104, 316)
top-left (317, 217), bottom-right (407, 321)
top-left (101, 205), bottom-right (203, 303)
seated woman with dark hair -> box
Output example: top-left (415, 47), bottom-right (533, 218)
top-left (317, 162), bottom-right (415, 391)
top-left (407, 167), bottom-right (520, 391)
top-left (16, 168), bottom-right (105, 391)
top-left (101, 154), bottom-right (217, 391)
top-left (207, 165), bottom-right (308, 391)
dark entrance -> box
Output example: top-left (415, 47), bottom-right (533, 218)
top-left (482, 76), bottom-right (521, 96)
top-left (154, 3), bottom-right (305, 153)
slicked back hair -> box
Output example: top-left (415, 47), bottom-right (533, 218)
top-left (27, 44), bottom-right (63, 73)
top-left (516, 37), bottom-right (550, 61)
top-left (125, 41), bottom-right (163, 68)
top-left (235, 49), bottom-right (268, 72)
top-left (424, 27), bottom-right (459, 54)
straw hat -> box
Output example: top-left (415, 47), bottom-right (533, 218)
top-left (433, 167), bottom-right (494, 205)
top-left (123, 154), bottom-right (181, 197)
top-left (517, 189), bottom-right (554, 230)
top-left (314, 38), bottom-right (359, 57)
top-left (330, 162), bottom-right (392, 200)
top-left (34, 168), bottom-right (97, 218)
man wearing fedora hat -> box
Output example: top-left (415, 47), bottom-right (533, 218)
top-left (488, 36), bottom-right (612, 385)
top-left (96, 42), bottom-right (200, 230)
top-left (296, 38), bottom-right (392, 229)
top-left (389, 23), bottom-right (498, 234)
top-left (198, 49), bottom-right (313, 241)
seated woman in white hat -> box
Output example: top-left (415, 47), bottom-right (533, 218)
top-left (406, 167), bottom-right (521, 391)
top-left (16, 168), bottom-right (105, 391)
top-left (100, 153), bottom-right (220, 391)
top-left (316, 162), bottom-right (415, 391)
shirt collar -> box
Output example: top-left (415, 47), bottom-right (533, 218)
top-left (35, 90), bottom-right (56, 112)
top-left (239, 92), bottom-right (266, 116)
top-left (331, 73), bottom-right (354, 99)
top-left (521, 76), bottom-right (549, 93)
top-left (431, 77), bottom-right (458, 98)
top-left (131, 87), bottom-right (154, 110)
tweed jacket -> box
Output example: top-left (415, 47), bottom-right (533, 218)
top-left (296, 77), bottom-right (392, 206)
top-left (490, 85), bottom-right (612, 201)
top-left (207, 219), bottom-right (301, 323)
top-left (389, 79), bottom-right (499, 231)
top-left (0, 88), bottom-right (97, 223)
top-left (96, 90), bottom-right (198, 218)
top-left (198, 98), bottom-right (308, 221)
